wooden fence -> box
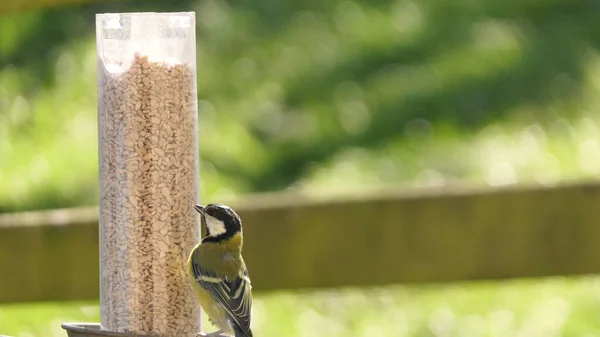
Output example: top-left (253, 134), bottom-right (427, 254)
top-left (1, 180), bottom-right (600, 304)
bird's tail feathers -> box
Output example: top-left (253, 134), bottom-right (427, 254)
top-left (233, 325), bottom-right (253, 337)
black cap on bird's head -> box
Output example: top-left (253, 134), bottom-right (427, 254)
top-left (194, 203), bottom-right (242, 241)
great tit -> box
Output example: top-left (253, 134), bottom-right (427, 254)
top-left (188, 204), bottom-right (253, 337)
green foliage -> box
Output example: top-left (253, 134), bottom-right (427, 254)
top-left (3, 277), bottom-right (600, 337)
top-left (2, 3), bottom-right (600, 336)
top-left (2, 0), bottom-right (600, 212)
top-left (2, 2), bottom-right (600, 336)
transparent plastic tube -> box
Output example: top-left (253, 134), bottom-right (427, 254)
top-left (96, 12), bottom-right (201, 336)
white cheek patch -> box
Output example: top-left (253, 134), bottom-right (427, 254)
top-left (205, 215), bottom-right (226, 236)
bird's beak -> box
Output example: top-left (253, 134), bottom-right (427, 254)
top-left (193, 204), bottom-right (205, 214)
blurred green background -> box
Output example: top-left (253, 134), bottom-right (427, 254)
top-left (2, 0), bottom-right (600, 336)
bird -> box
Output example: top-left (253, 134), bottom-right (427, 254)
top-left (188, 203), bottom-right (253, 337)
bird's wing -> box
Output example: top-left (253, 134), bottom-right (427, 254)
top-left (192, 261), bottom-right (252, 334)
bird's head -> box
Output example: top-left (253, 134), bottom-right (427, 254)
top-left (194, 203), bottom-right (242, 240)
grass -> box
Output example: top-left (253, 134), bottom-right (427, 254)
top-left (3, 276), bottom-right (600, 337)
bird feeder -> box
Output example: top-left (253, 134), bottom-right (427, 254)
top-left (63, 12), bottom-right (202, 337)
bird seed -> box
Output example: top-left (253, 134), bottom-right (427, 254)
top-left (98, 53), bottom-right (201, 336)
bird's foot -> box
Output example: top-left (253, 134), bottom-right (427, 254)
top-left (196, 329), bottom-right (225, 337)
